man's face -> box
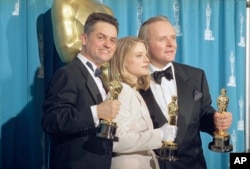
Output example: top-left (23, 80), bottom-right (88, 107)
top-left (147, 21), bottom-right (177, 69)
top-left (81, 21), bottom-right (117, 67)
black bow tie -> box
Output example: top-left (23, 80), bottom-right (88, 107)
top-left (152, 67), bottom-right (173, 84)
top-left (94, 68), bottom-right (102, 77)
top-left (86, 62), bottom-right (102, 77)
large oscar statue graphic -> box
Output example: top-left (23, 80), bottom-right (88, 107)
top-left (209, 88), bottom-right (233, 152)
top-left (96, 74), bottom-right (122, 141)
top-left (159, 96), bottom-right (179, 161)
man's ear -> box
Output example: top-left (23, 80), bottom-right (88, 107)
top-left (81, 33), bottom-right (87, 45)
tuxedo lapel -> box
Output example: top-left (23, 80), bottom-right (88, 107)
top-left (173, 63), bottom-right (195, 145)
top-left (140, 88), bottom-right (167, 128)
top-left (86, 77), bottom-right (103, 103)
top-left (74, 58), bottom-right (103, 104)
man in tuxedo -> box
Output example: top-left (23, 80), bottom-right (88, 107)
top-left (42, 12), bottom-right (120, 169)
top-left (138, 16), bottom-right (233, 169)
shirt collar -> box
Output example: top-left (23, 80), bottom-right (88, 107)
top-left (77, 53), bottom-right (98, 71)
top-left (149, 62), bottom-right (173, 74)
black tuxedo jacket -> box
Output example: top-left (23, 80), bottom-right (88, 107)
top-left (140, 62), bottom-right (216, 169)
top-left (42, 57), bottom-right (112, 169)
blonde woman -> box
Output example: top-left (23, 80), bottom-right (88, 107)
top-left (110, 37), bottom-right (177, 169)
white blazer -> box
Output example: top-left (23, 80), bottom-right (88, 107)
top-left (111, 83), bottom-right (162, 169)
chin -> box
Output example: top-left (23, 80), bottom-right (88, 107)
top-left (142, 71), bottom-right (149, 76)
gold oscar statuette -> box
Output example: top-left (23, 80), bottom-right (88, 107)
top-left (96, 74), bottom-right (122, 142)
top-left (208, 88), bottom-right (233, 152)
top-left (159, 96), bottom-right (179, 161)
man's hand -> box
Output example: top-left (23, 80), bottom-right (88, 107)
top-left (214, 111), bottom-right (233, 131)
top-left (97, 100), bottom-right (121, 121)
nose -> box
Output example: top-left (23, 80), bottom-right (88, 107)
top-left (144, 55), bottom-right (150, 63)
top-left (166, 38), bottom-right (172, 45)
top-left (166, 36), bottom-right (176, 46)
top-left (104, 38), bottom-right (116, 48)
top-left (103, 40), bottom-right (111, 48)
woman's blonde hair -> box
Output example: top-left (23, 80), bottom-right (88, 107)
top-left (110, 36), bottom-right (150, 90)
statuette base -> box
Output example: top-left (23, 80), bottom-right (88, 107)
top-left (96, 120), bottom-right (118, 142)
top-left (208, 133), bottom-right (233, 152)
top-left (158, 142), bottom-right (179, 161)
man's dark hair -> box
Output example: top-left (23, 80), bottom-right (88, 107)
top-left (84, 12), bottom-right (119, 34)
